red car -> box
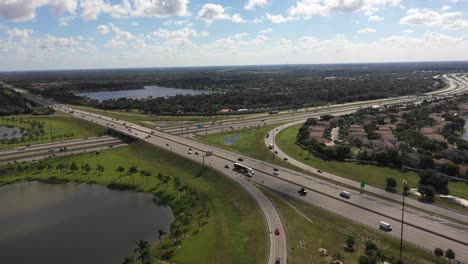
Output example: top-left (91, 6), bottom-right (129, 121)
top-left (274, 228), bottom-right (280, 235)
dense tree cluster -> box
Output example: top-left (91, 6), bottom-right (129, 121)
top-left (4, 64), bottom-right (452, 115)
top-left (0, 87), bottom-right (35, 116)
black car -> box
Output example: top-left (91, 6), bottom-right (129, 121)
top-left (317, 169), bottom-right (322, 173)
top-left (273, 168), bottom-right (278, 171)
top-left (238, 157), bottom-right (244, 162)
top-left (274, 151), bottom-right (278, 154)
top-left (224, 165), bottom-right (229, 169)
top-left (275, 257), bottom-right (281, 264)
top-left (283, 157), bottom-right (288, 161)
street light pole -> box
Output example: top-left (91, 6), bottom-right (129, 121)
top-left (272, 128), bottom-right (275, 161)
top-left (399, 180), bottom-right (408, 262)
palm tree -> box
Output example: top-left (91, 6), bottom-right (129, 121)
top-left (156, 172), bottom-right (164, 186)
top-left (116, 166), bottom-right (125, 182)
top-left (162, 175), bottom-right (171, 192)
top-left (70, 162), bottom-right (78, 178)
top-left (157, 228), bottom-right (166, 240)
top-left (134, 240), bottom-right (151, 264)
top-left (84, 163), bottom-right (91, 179)
top-left (128, 165), bottom-right (138, 185)
top-left (139, 169), bottom-right (147, 185)
top-left (47, 163), bottom-right (53, 177)
top-left (173, 176), bottom-right (182, 196)
top-left (121, 255), bottom-right (135, 264)
top-left (56, 163), bottom-right (66, 178)
top-left (96, 164), bottom-right (104, 175)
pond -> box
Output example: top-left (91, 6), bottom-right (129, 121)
top-left (0, 125), bottom-right (24, 140)
top-left (223, 135), bottom-right (241, 144)
top-left (79, 85), bottom-right (209, 101)
top-left (0, 181), bottom-right (174, 264)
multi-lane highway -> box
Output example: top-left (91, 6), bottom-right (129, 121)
top-left (54, 94), bottom-right (468, 262)
top-left (8, 72), bottom-right (468, 263)
top-left (0, 136), bottom-right (126, 166)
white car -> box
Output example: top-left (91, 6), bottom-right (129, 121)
top-left (188, 151), bottom-right (193, 154)
top-left (273, 171), bottom-right (279, 176)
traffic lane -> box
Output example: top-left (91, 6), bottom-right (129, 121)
top-left (143, 132), bottom-right (288, 264)
top-left (248, 169), bottom-right (468, 261)
top-left (0, 143), bottom-right (128, 166)
top-left (241, 156), bottom-right (468, 243)
top-left (0, 139), bottom-right (122, 161)
top-left (0, 136), bottom-right (113, 155)
top-left (267, 116), bottom-right (468, 224)
top-left (0, 137), bottom-right (118, 157)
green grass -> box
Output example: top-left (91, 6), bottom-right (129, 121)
top-left (276, 124), bottom-right (468, 200)
top-left (0, 113), bottom-right (107, 149)
top-left (196, 124), bottom-right (294, 169)
top-left (0, 142), bottom-right (267, 264)
top-left (263, 188), bottom-right (437, 264)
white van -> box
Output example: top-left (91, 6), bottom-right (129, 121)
top-left (340, 191), bottom-right (351, 199)
top-left (268, 143), bottom-right (274, 149)
top-left (379, 221), bottom-right (392, 231)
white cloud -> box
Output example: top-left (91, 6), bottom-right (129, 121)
top-left (401, 29), bottom-right (414, 34)
top-left (442, 5), bottom-right (452, 11)
top-left (7, 28), bottom-right (33, 41)
top-left (105, 24), bottom-right (136, 48)
top-left (245, 0), bottom-right (269, 10)
top-left (368, 15), bottom-right (383, 22)
top-left (400, 8), bottom-right (468, 30)
top-left (97, 25), bottom-right (110, 34)
top-left (153, 27), bottom-right (208, 46)
top-left (39, 35), bottom-right (79, 50)
top-left (131, 0), bottom-right (189, 17)
top-left (445, 0), bottom-right (459, 3)
top-left (0, 0), bottom-right (77, 21)
top-left (265, 13), bottom-right (297, 24)
top-left (131, 21), bottom-right (139, 26)
top-left (259, 28), bottom-right (272, 34)
top-left (358, 28), bottom-right (376, 33)
top-left (197, 4), bottom-right (247, 23)
top-left (288, 0), bottom-right (401, 17)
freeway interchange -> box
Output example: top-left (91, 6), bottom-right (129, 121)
top-left (49, 73), bottom-right (468, 263)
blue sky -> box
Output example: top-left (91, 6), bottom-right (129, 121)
top-left (0, 0), bottom-right (468, 70)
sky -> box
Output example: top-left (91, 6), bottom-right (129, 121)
top-left (0, 0), bottom-right (468, 71)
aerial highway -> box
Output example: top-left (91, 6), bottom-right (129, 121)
top-left (55, 100), bottom-right (468, 262)
top-left (161, 73), bottom-right (468, 137)
top-left (8, 72), bottom-right (464, 263)
top-left (0, 136), bottom-right (126, 166)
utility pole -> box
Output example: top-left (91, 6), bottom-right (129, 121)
top-left (399, 180), bottom-right (408, 262)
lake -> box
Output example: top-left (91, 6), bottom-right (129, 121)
top-left (0, 125), bottom-right (24, 140)
top-left (0, 181), bottom-right (174, 264)
top-left (79, 86), bottom-right (209, 101)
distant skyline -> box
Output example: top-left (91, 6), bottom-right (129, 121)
top-left (1, 0), bottom-right (468, 71)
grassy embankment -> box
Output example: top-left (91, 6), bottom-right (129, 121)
top-left (263, 188), bottom-right (438, 264)
top-left (0, 142), bottom-right (267, 264)
top-left (0, 113), bottom-right (107, 149)
top-left (277, 124), bottom-right (468, 200)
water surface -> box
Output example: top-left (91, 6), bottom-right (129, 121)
top-left (223, 135), bottom-right (241, 144)
top-left (80, 86), bottom-right (209, 101)
top-left (0, 125), bottom-right (24, 140)
top-left (0, 181), bottom-right (173, 264)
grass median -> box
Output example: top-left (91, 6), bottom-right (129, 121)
top-left (262, 188), bottom-right (438, 264)
top-left (0, 142), bottom-right (267, 264)
top-left (0, 113), bottom-right (107, 149)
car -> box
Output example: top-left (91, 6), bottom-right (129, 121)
top-left (274, 151), bottom-right (278, 154)
top-left (274, 228), bottom-right (280, 235)
top-left (189, 147), bottom-right (193, 151)
top-left (340, 191), bottom-right (351, 199)
top-left (266, 133), bottom-right (269, 138)
top-left (195, 151), bottom-right (199, 155)
top-left (245, 172), bottom-right (253, 177)
top-left (317, 169), bottom-right (322, 173)
top-left (166, 143), bottom-right (170, 146)
top-left (188, 151), bottom-right (193, 154)
top-left (273, 168), bottom-right (278, 171)
top-left (238, 157), bottom-right (244, 162)
top-left (273, 171), bottom-right (279, 176)
top-left (275, 257), bottom-right (281, 264)
top-left (224, 165), bottom-right (229, 169)
top-left (283, 157), bottom-right (288, 161)
top-left (298, 187), bottom-right (307, 196)
top-left (379, 221), bottom-right (392, 231)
